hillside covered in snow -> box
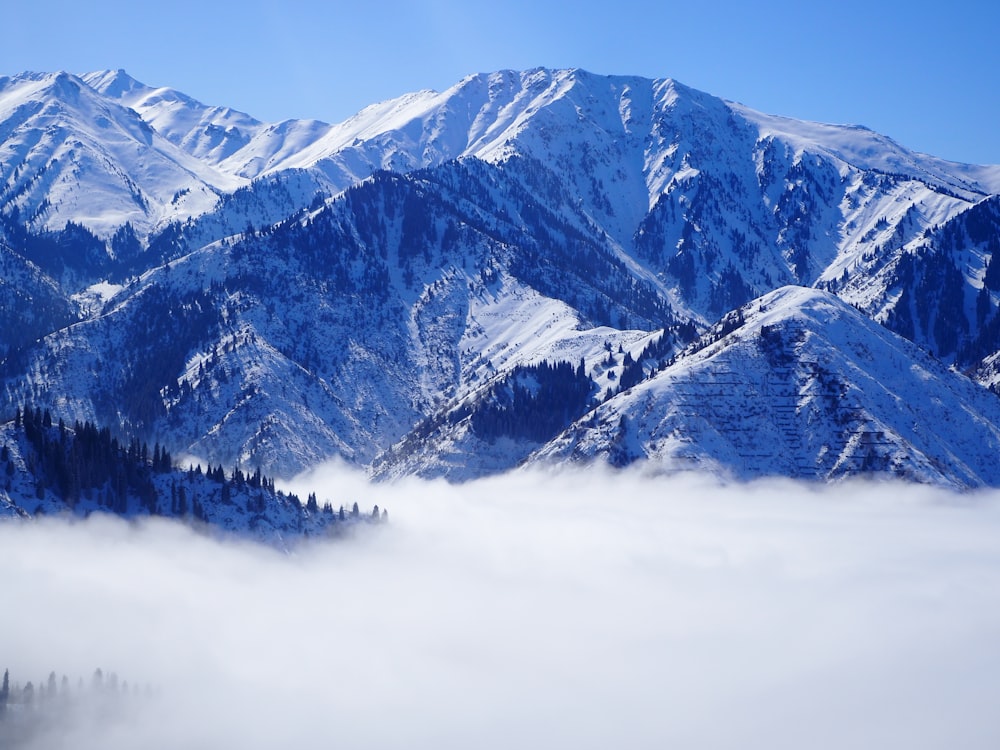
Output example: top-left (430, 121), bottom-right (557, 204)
top-left (2, 66), bottom-right (1000, 502)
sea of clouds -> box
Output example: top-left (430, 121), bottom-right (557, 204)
top-left (2, 465), bottom-right (999, 749)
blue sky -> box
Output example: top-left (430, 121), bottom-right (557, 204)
top-left (5, 0), bottom-right (998, 164)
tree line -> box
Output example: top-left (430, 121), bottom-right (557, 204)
top-left (4, 406), bottom-right (387, 534)
top-left (0, 666), bottom-right (151, 747)
top-left (1, 667), bottom-right (150, 712)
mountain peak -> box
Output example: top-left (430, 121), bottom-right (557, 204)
top-left (81, 68), bottom-right (148, 99)
top-left (0, 68), bottom-right (242, 237)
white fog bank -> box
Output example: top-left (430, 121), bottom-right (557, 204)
top-left (2, 467), bottom-right (999, 749)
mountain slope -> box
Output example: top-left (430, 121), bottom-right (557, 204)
top-left (0, 234), bottom-right (76, 360)
top-left (82, 69), bottom-right (267, 166)
top-left (2, 67), bottom-right (1000, 488)
top-left (0, 71), bottom-right (243, 238)
top-left (532, 287), bottom-right (1000, 487)
top-left (373, 284), bottom-right (1000, 487)
top-left (1, 160), bottom-right (692, 477)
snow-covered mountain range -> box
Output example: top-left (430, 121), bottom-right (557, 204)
top-left (3, 66), bottom-right (1000, 495)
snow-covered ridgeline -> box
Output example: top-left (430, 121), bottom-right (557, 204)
top-left (2, 66), bottom-right (1000, 489)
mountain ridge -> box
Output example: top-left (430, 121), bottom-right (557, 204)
top-left (1, 66), bottom-right (1000, 495)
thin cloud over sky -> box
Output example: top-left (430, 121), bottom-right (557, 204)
top-left (2, 467), bottom-right (999, 749)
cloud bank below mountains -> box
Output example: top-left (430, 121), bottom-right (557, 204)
top-left (2, 467), bottom-right (999, 749)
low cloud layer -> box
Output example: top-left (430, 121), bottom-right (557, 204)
top-left (2, 467), bottom-right (999, 749)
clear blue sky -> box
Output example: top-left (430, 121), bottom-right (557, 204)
top-left (4, 0), bottom-right (998, 164)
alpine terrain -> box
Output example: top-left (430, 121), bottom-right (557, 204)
top-left (3, 65), bottom-right (1000, 528)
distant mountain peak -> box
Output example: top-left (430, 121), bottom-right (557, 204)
top-left (81, 68), bottom-right (147, 98)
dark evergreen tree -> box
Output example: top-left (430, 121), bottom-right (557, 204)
top-left (984, 243), bottom-right (1000, 291)
top-left (977, 286), bottom-right (992, 327)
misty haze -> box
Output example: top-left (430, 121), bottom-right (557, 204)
top-left (3, 467), bottom-right (999, 749)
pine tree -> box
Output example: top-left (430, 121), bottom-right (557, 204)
top-left (985, 238), bottom-right (1000, 291)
